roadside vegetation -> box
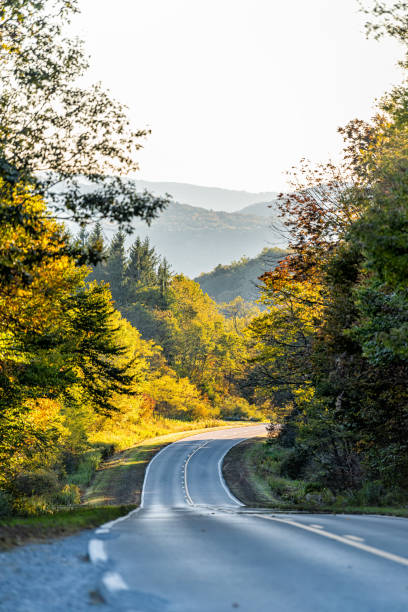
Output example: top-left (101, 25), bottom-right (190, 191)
top-left (0, 1), bottom-right (267, 530)
top-left (244, 3), bottom-right (408, 510)
top-left (0, 421), bottom-right (249, 549)
top-left (3, 0), bottom-right (408, 542)
top-left (224, 438), bottom-right (408, 517)
top-left (0, 506), bottom-right (134, 551)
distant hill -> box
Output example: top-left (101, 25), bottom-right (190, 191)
top-left (66, 181), bottom-right (286, 277)
top-left (97, 201), bottom-right (287, 278)
top-left (238, 199), bottom-right (280, 217)
top-left (195, 247), bottom-right (288, 303)
top-left (133, 180), bottom-right (278, 213)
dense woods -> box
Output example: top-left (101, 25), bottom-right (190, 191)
top-left (247, 2), bottom-right (408, 506)
top-left (2, 0), bottom-right (408, 520)
top-left (0, 1), bottom-right (266, 517)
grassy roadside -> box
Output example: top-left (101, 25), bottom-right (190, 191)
top-left (0, 421), bottom-right (252, 550)
top-left (222, 438), bottom-right (408, 517)
top-left (0, 506), bottom-right (134, 551)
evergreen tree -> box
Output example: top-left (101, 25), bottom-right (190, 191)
top-left (63, 283), bottom-right (135, 415)
top-left (105, 230), bottom-right (127, 305)
top-left (157, 257), bottom-right (172, 303)
top-left (88, 222), bottom-right (107, 284)
top-left (125, 236), bottom-right (159, 298)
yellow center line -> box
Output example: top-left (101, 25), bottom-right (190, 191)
top-left (184, 442), bottom-right (210, 505)
top-left (253, 514), bottom-right (408, 567)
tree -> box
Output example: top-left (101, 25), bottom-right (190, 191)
top-left (125, 236), bottom-right (159, 294)
top-left (87, 222), bottom-right (107, 284)
top-left (105, 230), bottom-right (127, 305)
top-left (0, 0), bottom-right (168, 286)
top-left (61, 283), bottom-right (136, 415)
top-left (157, 258), bottom-right (172, 302)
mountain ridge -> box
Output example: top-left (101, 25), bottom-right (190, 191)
top-left (106, 200), bottom-right (287, 278)
top-left (132, 180), bottom-right (278, 213)
top-left (195, 247), bottom-right (288, 303)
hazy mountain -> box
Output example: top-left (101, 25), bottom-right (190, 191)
top-left (238, 199), bottom-right (280, 217)
top-left (64, 180), bottom-right (285, 277)
top-left (133, 180), bottom-right (278, 213)
top-left (97, 200), bottom-right (286, 278)
top-left (195, 247), bottom-right (288, 304)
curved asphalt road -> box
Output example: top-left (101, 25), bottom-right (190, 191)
top-left (93, 425), bottom-right (408, 611)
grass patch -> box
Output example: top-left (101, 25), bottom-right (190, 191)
top-left (0, 505), bottom-right (134, 551)
top-left (84, 421), bottom-right (251, 506)
top-left (223, 438), bottom-right (408, 517)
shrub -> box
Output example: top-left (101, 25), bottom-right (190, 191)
top-left (52, 484), bottom-right (81, 506)
top-left (268, 478), bottom-right (287, 497)
top-left (99, 443), bottom-right (115, 460)
top-left (68, 451), bottom-right (102, 486)
top-left (279, 447), bottom-right (310, 479)
top-left (61, 450), bottom-right (81, 474)
top-left (13, 496), bottom-right (54, 517)
top-left (356, 480), bottom-right (385, 506)
top-left (219, 396), bottom-right (263, 421)
top-left (304, 481), bottom-right (324, 494)
top-left (13, 470), bottom-right (59, 497)
top-left (0, 490), bottom-right (12, 518)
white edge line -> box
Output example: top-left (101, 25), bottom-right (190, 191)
top-left (217, 444), bottom-right (245, 506)
top-left (88, 439), bottom-right (175, 565)
top-left (141, 441), bottom-right (178, 508)
top-left (99, 440), bottom-right (182, 532)
top-left (254, 515), bottom-right (408, 567)
top-left (89, 539), bottom-right (108, 563)
top-left (102, 571), bottom-right (128, 592)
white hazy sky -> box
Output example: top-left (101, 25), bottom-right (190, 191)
top-left (74, 0), bottom-right (403, 192)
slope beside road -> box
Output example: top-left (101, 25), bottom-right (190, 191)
top-left (91, 424), bottom-right (408, 611)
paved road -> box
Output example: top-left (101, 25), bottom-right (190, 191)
top-left (92, 425), bottom-right (408, 611)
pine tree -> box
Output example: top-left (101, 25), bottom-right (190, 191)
top-left (63, 283), bottom-right (135, 414)
top-left (88, 222), bottom-right (107, 284)
top-left (105, 230), bottom-right (127, 305)
top-left (157, 257), bottom-right (172, 303)
top-left (125, 236), bottom-right (159, 297)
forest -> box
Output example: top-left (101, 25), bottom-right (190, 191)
top-left (196, 247), bottom-right (288, 304)
top-left (0, 0), bottom-right (269, 518)
top-left (245, 2), bottom-right (408, 508)
top-left (2, 0), bottom-right (408, 521)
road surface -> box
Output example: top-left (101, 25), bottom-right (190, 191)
top-left (91, 424), bottom-right (408, 611)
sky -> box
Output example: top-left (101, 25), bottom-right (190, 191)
top-left (74, 0), bottom-right (403, 193)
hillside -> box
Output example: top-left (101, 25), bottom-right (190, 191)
top-left (99, 200), bottom-right (287, 278)
top-left (238, 199), bottom-right (280, 217)
top-left (132, 180), bottom-right (278, 212)
top-left (195, 247), bottom-right (288, 303)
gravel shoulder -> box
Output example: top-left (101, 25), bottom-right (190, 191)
top-left (0, 531), bottom-right (113, 612)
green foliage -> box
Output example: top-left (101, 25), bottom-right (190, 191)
top-left (87, 234), bottom-right (265, 421)
top-left (13, 470), bottom-right (59, 498)
top-left (68, 451), bottom-right (102, 487)
top-left (196, 247), bottom-right (288, 303)
top-left (12, 496), bottom-right (54, 517)
top-left (51, 484), bottom-right (81, 506)
top-left (279, 447), bottom-right (310, 479)
top-left (247, 4), bottom-right (408, 498)
top-left (0, 0), bottom-right (167, 236)
top-left (0, 491), bottom-right (12, 518)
